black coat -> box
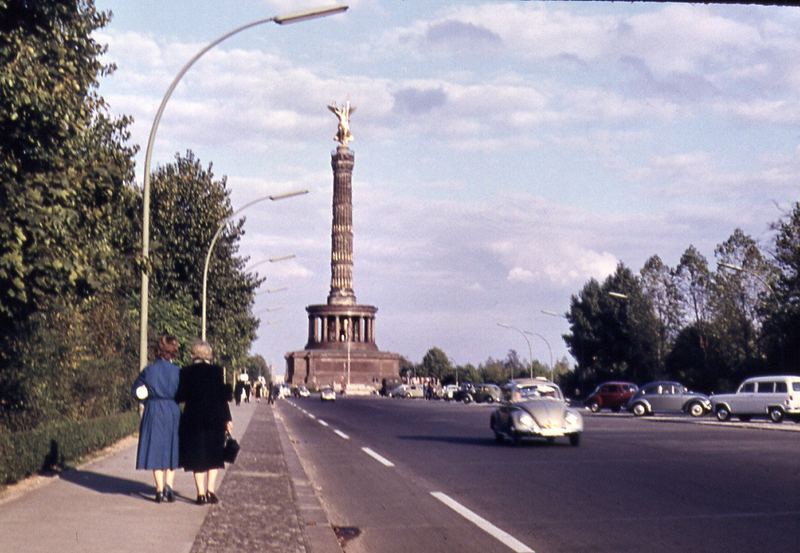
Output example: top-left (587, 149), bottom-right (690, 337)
top-left (176, 361), bottom-right (232, 471)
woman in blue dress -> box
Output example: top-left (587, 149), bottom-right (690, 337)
top-left (132, 334), bottom-right (181, 503)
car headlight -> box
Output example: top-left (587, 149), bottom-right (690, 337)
top-left (514, 412), bottom-right (538, 431)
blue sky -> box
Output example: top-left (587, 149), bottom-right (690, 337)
top-left (94, 0), bottom-right (800, 372)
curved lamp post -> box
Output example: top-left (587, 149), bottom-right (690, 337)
top-left (718, 262), bottom-right (775, 294)
top-left (525, 330), bottom-right (553, 380)
top-left (246, 254), bottom-right (296, 272)
top-left (139, 4), bottom-right (349, 370)
top-left (497, 322), bottom-right (533, 379)
top-left (201, 191), bottom-right (306, 340)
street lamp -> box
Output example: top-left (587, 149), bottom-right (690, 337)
top-left (497, 322), bottom-right (533, 379)
top-left (257, 286), bottom-right (289, 296)
top-left (525, 331), bottom-right (553, 381)
top-left (246, 254), bottom-right (296, 272)
top-left (540, 309), bottom-right (565, 318)
top-left (718, 262), bottom-right (775, 294)
top-left (608, 291), bottom-right (628, 300)
top-left (138, 4), bottom-right (349, 370)
top-left (201, 190), bottom-right (307, 340)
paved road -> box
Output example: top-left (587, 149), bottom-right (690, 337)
top-left (278, 396), bottom-right (800, 553)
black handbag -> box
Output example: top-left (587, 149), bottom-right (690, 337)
top-left (223, 431), bottom-right (240, 464)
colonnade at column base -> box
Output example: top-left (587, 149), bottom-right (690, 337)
top-left (284, 348), bottom-right (401, 393)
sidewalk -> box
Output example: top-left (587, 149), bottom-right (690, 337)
top-left (0, 400), bottom-right (339, 553)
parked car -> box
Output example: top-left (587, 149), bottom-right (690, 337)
top-left (585, 381), bottom-right (638, 413)
top-left (292, 385), bottom-right (310, 398)
top-left (490, 378), bottom-right (583, 446)
top-left (473, 383), bottom-right (503, 404)
top-left (388, 384), bottom-right (424, 398)
top-left (711, 375), bottom-right (800, 423)
top-left (451, 383), bottom-right (475, 403)
top-left (441, 384), bottom-right (459, 400)
top-left (625, 381), bottom-right (711, 417)
top-left (320, 386), bottom-right (336, 401)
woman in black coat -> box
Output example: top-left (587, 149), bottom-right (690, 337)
top-left (177, 340), bottom-right (233, 505)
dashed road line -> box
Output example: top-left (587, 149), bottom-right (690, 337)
top-left (318, 419), bottom-right (329, 427)
top-left (431, 492), bottom-right (534, 553)
top-left (334, 430), bottom-right (350, 440)
top-left (361, 447), bottom-right (395, 467)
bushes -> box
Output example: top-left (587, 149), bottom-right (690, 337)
top-left (0, 410), bottom-right (139, 486)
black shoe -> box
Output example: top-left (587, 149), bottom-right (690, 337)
top-left (164, 486), bottom-right (175, 503)
top-left (206, 491), bottom-right (219, 504)
top-left (195, 494), bottom-right (207, 505)
top-left (155, 491), bottom-right (164, 503)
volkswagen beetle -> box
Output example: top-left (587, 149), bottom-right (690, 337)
top-left (490, 378), bottom-right (583, 446)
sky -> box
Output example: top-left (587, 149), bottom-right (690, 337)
top-left (93, 0), bottom-right (800, 373)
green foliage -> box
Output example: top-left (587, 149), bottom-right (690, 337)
top-left (0, 0), bottom-right (137, 329)
top-left (564, 263), bottom-right (660, 391)
top-left (148, 151), bottom-right (263, 369)
top-left (420, 347), bottom-right (452, 381)
top-left (762, 202), bottom-right (800, 371)
top-left (0, 294), bottom-right (139, 431)
top-left (0, 410), bottom-right (139, 485)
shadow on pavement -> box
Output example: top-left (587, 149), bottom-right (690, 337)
top-left (58, 469), bottom-right (155, 500)
top-left (397, 435), bottom-right (498, 447)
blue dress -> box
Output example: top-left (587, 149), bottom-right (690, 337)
top-left (132, 358), bottom-right (181, 470)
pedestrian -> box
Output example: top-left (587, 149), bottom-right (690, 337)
top-left (255, 381), bottom-right (263, 402)
top-left (131, 334), bottom-right (181, 503)
top-left (177, 340), bottom-right (233, 505)
top-left (244, 380), bottom-right (251, 403)
top-left (233, 379), bottom-right (244, 406)
top-left (267, 381), bottom-right (275, 405)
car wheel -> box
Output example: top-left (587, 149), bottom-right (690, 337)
top-left (568, 433), bottom-right (581, 446)
top-left (588, 401), bottom-right (600, 413)
top-left (715, 406), bottom-right (731, 421)
top-left (632, 403), bottom-right (647, 417)
top-left (688, 402), bottom-right (705, 418)
top-left (769, 407), bottom-right (784, 423)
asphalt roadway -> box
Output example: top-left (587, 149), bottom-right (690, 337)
top-left (279, 396), bottom-right (800, 553)
top-left (1, 396), bottom-right (798, 553)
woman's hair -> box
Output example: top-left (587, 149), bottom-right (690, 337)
top-left (190, 340), bottom-right (213, 362)
top-left (157, 334), bottom-right (180, 361)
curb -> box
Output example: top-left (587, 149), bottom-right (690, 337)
top-left (274, 406), bottom-right (342, 553)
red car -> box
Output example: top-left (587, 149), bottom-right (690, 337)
top-left (585, 381), bottom-right (638, 413)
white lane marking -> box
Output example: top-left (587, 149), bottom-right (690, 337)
top-left (308, 413), bottom-right (316, 419)
top-left (334, 430), bottom-right (350, 440)
top-left (318, 419), bottom-right (329, 427)
top-left (361, 447), bottom-right (395, 467)
top-left (431, 491), bottom-right (535, 553)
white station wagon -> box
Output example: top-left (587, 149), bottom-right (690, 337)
top-left (711, 375), bottom-right (800, 423)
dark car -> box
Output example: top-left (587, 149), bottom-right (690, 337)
top-left (473, 383), bottom-right (503, 404)
top-left (585, 381), bottom-right (638, 413)
top-left (625, 381), bottom-right (711, 417)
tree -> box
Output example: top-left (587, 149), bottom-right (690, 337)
top-left (564, 263), bottom-right (660, 391)
top-left (710, 229), bottom-right (770, 383)
top-left (148, 151), bottom-right (262, 369)
top-left (420, 347), bottom-right (452, 382)
top-left (640, 255), bottom-right (682, 371)
top-left (762, 202), bottom-right (800, 371)
top-left (0, 0), bottom-right (137, 330)
top-left (0, 1), bottom-right (139, 431)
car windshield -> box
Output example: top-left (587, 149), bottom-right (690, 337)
top-left (517, 384), bottom-right (562, 400)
